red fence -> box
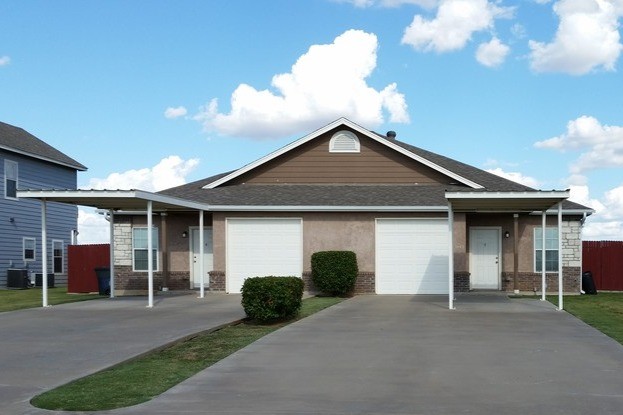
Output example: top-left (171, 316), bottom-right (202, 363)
top-left (583, 241), bottom-right (623, 291)
top-left (67, 244), bottom-right (110, 293)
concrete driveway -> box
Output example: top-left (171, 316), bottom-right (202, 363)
top-left (116, 293), bottom-right (623, 415)
top-left (0, 292), bottom-right (244, 415)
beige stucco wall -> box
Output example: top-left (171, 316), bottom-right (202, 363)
top-left (212, 211), bottom-right (448, 274)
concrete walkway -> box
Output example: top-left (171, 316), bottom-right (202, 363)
top-left (0, 292), bottom-right (244, 415)
top-left (116, 293), bottom-right (623, 415)
top-left (5, 293), bottom-right (623, 415)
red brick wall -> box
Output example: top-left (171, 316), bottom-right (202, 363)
top-left (501, 266), bottom-right (580, 293)
top-left (114, 266), bottom-right (190, 292)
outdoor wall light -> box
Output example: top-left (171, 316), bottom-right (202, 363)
top-left (504, 231), bottom-right (510, 238)
top-left (182, 231), bottom-right (188, 238)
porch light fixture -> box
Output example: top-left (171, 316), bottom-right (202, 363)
top-left (504, 231), bottom-right (510, 238)
top-left (181, 231), bottom-right (188, 238)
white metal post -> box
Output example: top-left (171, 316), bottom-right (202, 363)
top-left (199, 210), bottom-right (205, 298)
top-left (147, 201), bottom-right (153, 308)
top-left (558, 202), bottom-right (563, 311)
top-left (109, 209), bottom-right (115, 298)
top-left (41, 199), bottom-right (49, 307)
top-left (541, 210), bottom-right (546, 301)
top-left (448, 202), bottom-right (455, 310)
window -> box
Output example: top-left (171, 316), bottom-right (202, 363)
top-left (53, 240), bottom-right (64, 273)
top-left (329, 130), bottom-right (360, 153)
top-left (4, 160), bottom-right (18, 199)
top-left (132, 227), bottom-right (159, 271)
top-left (23, 237), bottom-right (36, 261)
top-left (535, 227), bottom-right (558, 272)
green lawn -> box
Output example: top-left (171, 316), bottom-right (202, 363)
top-left (0, 288), bottom-right (102, 312)
top-left (549, 293), bottom-right (623, 345)
top-left (31, 296), bottom-right (344, 412)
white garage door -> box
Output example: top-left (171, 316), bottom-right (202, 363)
top-left (226, 218), bottom-right (303, 294)
top-left (376, 219), bottom-right (449, 294)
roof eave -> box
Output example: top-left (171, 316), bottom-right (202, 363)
top-left (0, 145), bottom-right (87, 171)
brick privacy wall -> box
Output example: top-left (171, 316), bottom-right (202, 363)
top-left (209, 271), bottom-right (226, 291)
top-left (501, 266), bottom-right (580, 293)
top-left (454, 272), bottom-right (470, 292)
top-left (114, 266), bottom-right (190, 291)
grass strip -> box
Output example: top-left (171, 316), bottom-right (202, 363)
top-left (0, 288), bottom-right (102, 312)
top-left (31, 296), bottom-right (344, 411)
top-left (548, 293), bottom-right (623, 345)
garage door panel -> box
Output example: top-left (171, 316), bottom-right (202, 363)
top-left (227, 218), bottom-right (302, 294)
top-left (376, 219), bottom-right (449, 294)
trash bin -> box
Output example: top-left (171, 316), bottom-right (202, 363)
top-left (582, 271), bottom-right (597, 295)
top-left (94, 267), bottom-right (111, 296)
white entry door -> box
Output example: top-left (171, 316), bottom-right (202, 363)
top-left (190, 228), bottom-right (213, 289)
top-left (469, 228), bottom-right (500, 289)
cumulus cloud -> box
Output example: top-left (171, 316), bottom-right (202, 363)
top-left (84, 155), bottom-right (199, 192)
top-left (164, 106), bottom-right (188, 119)
top-left (579, 183), bottom-right (623, 241)
top-left (195, 30), bottom-right (409, 139)
top-left (0, 56), bottom-right (10, 66)
top-left (529, 0), bottom-right (623, 75)
top-left (476, 37), bottom-right (510, 67)
top-left (401, 0), bottom-right (513, 53)
top-left (535, 116), bottom-right (623, 173)
top-left (486, 167), bottom-right (540, 188)
top-left (77, 208), bottom-right (111, 244)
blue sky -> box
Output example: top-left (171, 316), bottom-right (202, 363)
top-left (1, 0), bottom-right (622, 242)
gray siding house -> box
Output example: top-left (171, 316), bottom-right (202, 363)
top-left (0, 122), bottom-right (86, 288)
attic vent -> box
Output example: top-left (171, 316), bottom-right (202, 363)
top-left (329, 131), bottom-right (360, 153)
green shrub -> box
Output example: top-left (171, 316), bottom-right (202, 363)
top-left (311, 251), bottom-right (358, 296)
top-left (241, 276), bottom-right (304, 322)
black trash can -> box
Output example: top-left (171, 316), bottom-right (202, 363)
top-left (582, 271), bottom-right (597, 295)
top-left (94, 267), bottom-right (111, 296)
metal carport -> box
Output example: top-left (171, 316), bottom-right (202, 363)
top-left (17, 189), bottom-right (211, 308)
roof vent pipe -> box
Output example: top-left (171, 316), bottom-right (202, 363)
top-left (386, 131), bottom-right (397, 139)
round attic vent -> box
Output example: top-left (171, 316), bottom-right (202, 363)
top-left (329, 130), bottom-right (360, 153)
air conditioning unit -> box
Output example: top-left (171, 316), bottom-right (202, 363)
top-left (7, 269), bottom-right (28, 289)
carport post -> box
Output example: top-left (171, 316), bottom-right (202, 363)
top-left (557, 202), bottom-right (563, 311)
top-left (109, 209), bottom-right (115, 298)
top-left (541, 210), bottom-right (546, 301)
top-left (41, 199), bottom-right (49, 307)
top-left (448, 202), bottom-right (455, 310)
top-left (147, 201), bottom-right (154, 308)
top-left (199, 210), bottom-right (205, 299)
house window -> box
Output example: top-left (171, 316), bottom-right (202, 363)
top-left (132, 227), bottom-right (159, 271)
top-left (535, 227), bottom-right (559, 272)
top-left (53, 240), bottom-right (64, 273)
top-left (329, 131), bottom-right (360, 153)
top-left (4, 160), bottom-right (18, 199)
top-left (23, 237), bottom-right (36, 261)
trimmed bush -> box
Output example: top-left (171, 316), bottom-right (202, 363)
top-left (241, 276), bottom-right (304, 322)
top-left (311, 251), bottom-right (358, 296)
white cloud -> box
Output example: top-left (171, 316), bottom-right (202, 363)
top-left (486, 167), bottom-right (540, 188)
top-left (77, 156), bottom-right (199, 244)
top-left (579, 183), bottom-right (623, 240)
top-left (77, 208), bottom-right (110, 244)
top-left (195, 30), bottom-right (409, 139)
top-left (529, 0), bottom-right (623, 75)
top-left (84, 155), bottom-right (199, 192)
top-left (535, 116), bottom-right (623, 173)
top-left (0, 56), bottom-right (10, 66)
top-left (476, 37), bottom-right (510, 67)
top-left (401, 0), bottom-right (513, 53)
top-left (164, 106), bottom-right (188, 119)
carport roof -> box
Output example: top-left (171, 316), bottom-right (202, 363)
top-left (445, 190), bottom-right (572, 212)
top-left (16, 189), bottom-right (210, 211)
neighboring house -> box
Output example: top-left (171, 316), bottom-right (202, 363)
top-left (16, 118), bottom-right (593, 297)
top-left (0, 122), bottom-right (86, 288)
top-left (106, 118), bottom-right (592, 295)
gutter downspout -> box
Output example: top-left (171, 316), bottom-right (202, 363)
top-left (513, 214), bottom-right (519, 294)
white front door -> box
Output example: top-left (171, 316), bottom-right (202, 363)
top-left (190, 228), bottom-right (213, 289)
top-left (469, 228), bottom-right (500, 289)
